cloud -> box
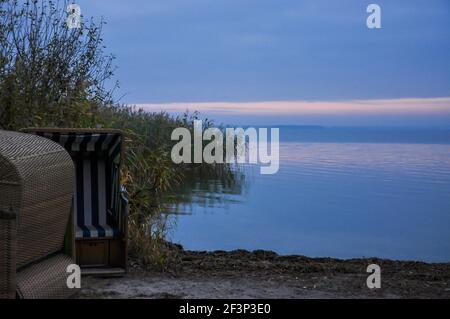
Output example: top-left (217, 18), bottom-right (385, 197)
top-left (136, 97), bottom-right (450, 116)
top-left (133, 97), bottom-right (450, 126)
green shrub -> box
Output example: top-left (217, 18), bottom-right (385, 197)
top-left (0, 0), bottom-right (238, 269)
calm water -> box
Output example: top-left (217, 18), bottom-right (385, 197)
top-left (167, 127), bottom-right (450, 262)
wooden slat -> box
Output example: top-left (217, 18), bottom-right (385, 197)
top-left (81, 267), bottom-right (125, 277)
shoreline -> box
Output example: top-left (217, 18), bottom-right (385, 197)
top-left (78, 246), bottom-right (450, 299)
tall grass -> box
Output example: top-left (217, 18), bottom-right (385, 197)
top-left (0, 0), bottom-right (239, 270)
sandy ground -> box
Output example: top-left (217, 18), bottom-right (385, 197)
top-left (77, 249), bottom-right (450, 299)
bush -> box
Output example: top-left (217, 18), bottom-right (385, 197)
top-left (0, 0), bottom-right (115, 130)
top-left (0, 0), bottom-right (237, 269)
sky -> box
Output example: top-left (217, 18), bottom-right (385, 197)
top-left (77, 0), bottom-right (450, 125)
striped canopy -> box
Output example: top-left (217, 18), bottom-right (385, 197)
top-left (35, 130), bottom-right (122, 161)
top-left (22, 129), bottom-right (124, 239)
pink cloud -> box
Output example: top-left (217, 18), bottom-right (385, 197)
top-left (136, 97), bottom-right (450, 116)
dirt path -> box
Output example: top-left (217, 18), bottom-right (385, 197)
top-left (77, 249), bottom-right (450, 299)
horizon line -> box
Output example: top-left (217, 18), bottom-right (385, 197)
top-left (132, 97), bottom-right (450, 116)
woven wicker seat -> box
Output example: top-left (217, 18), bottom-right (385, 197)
top-left (0, 130), bottom-right (76, 299)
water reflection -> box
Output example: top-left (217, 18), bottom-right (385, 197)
top-left (165, 139), bottom-right (450, 262)
top-left (164, 165), bottom-right (249, 215)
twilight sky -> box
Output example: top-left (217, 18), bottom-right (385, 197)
top-left (78, 0), bottom-right (450, 125)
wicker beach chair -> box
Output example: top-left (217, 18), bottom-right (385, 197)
top-left (21, 128), bottom-right (128, 275)
top-left (0, 130), bottom-right (76, 299)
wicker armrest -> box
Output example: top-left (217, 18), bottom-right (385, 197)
top-left (0, 209), bottom-right (17, 299)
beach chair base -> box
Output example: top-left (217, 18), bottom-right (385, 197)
top-left (76, 238), bottom-right (126, 275)
top-left (81, 267), bottom-right (126, 277)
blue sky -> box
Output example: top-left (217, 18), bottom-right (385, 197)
top-left (78, 0), bottom-right (450, 125)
